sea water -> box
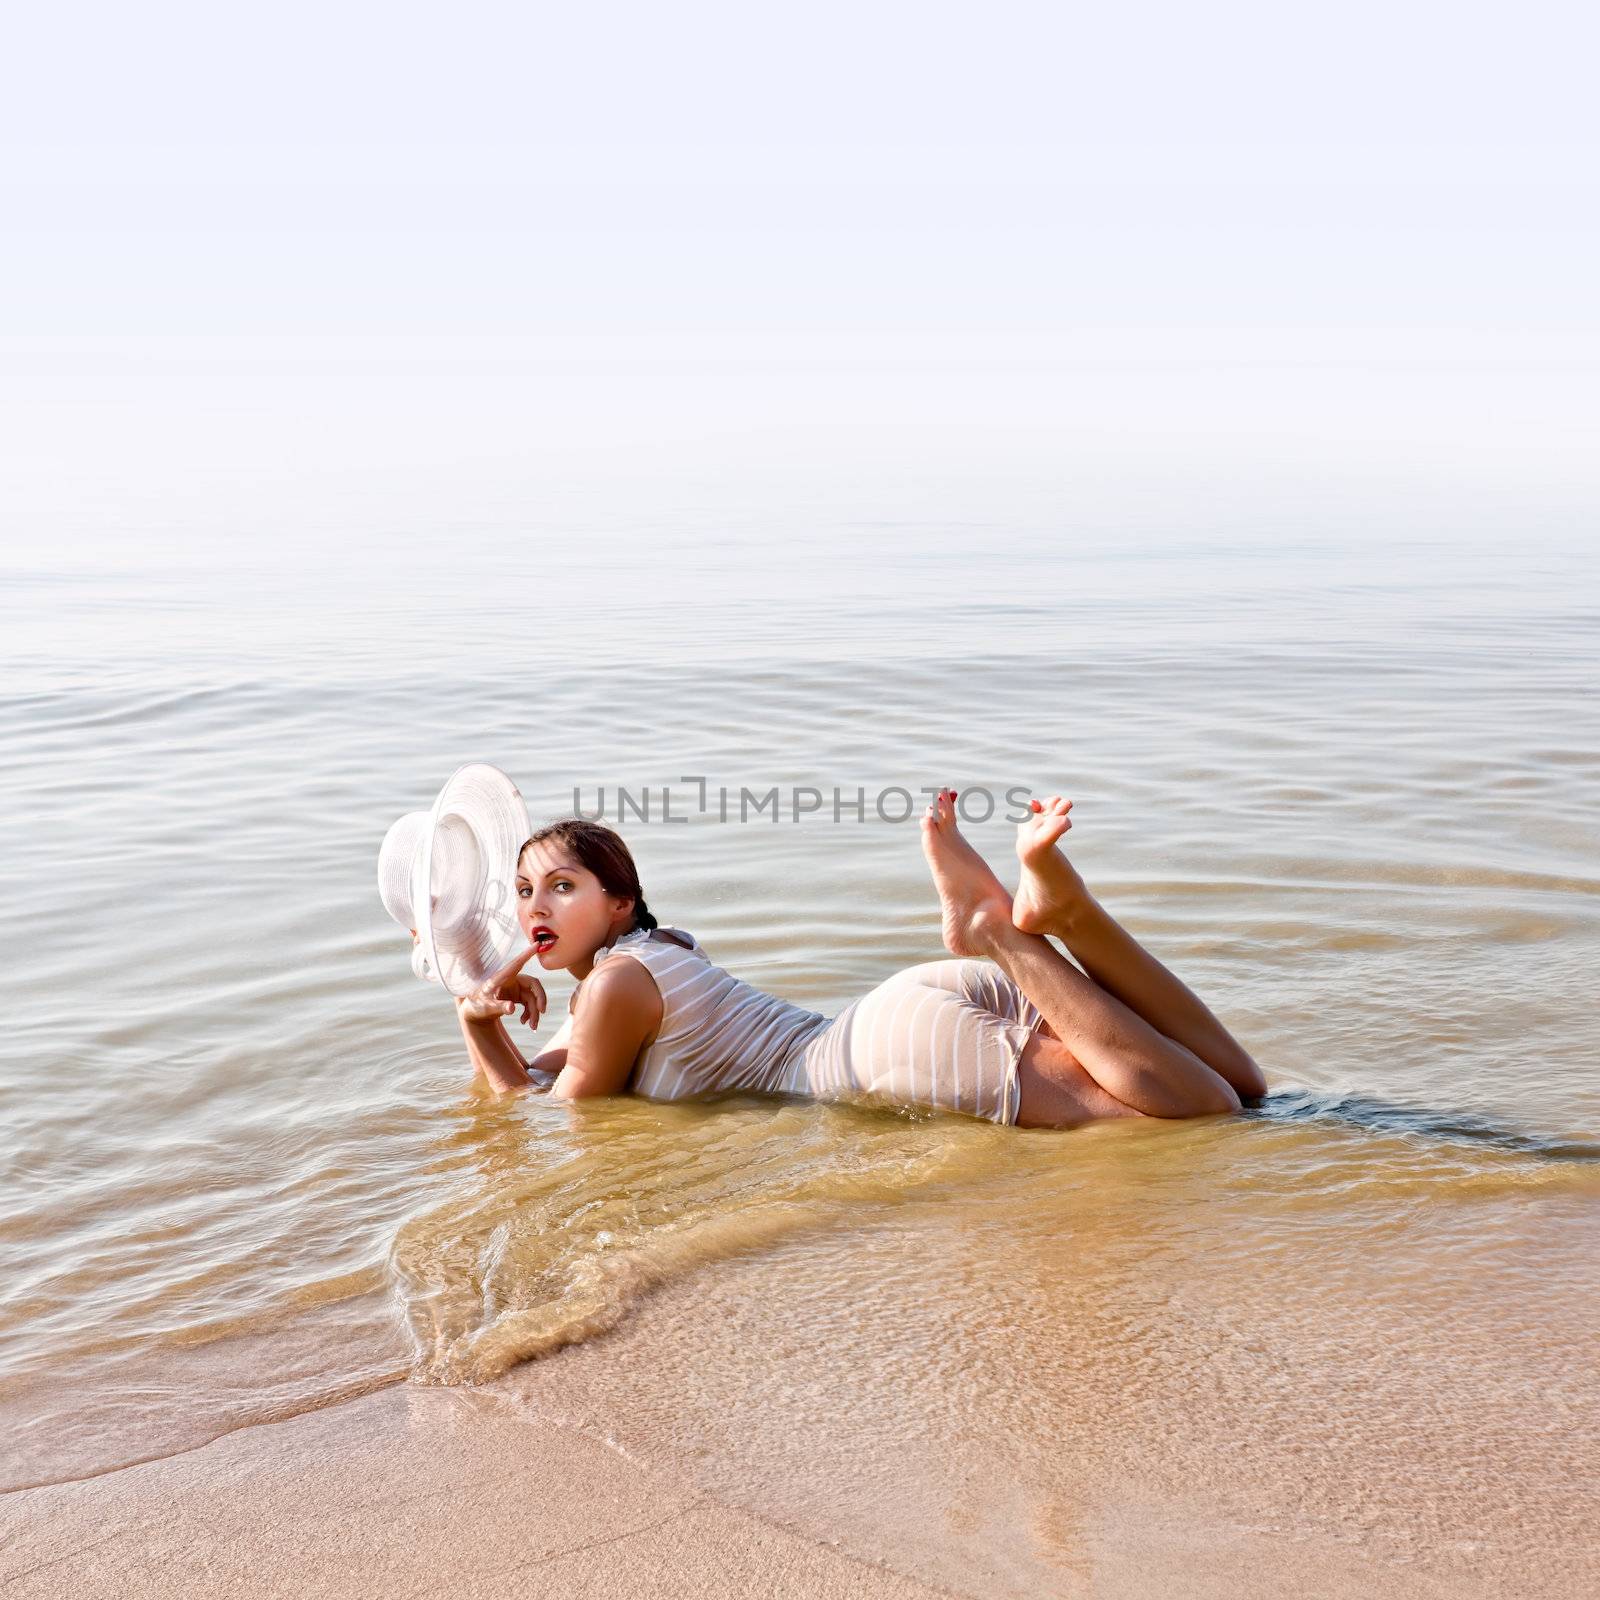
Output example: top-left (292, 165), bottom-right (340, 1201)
top-left (2, 506), bottom-right (1596, 1593)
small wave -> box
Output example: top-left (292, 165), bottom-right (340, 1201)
top-left (386, 1096), bottom-right (1006, 1385)
top-left (2, 682), bottom-right (251, 737)
top-left (404, 1200), bottom-right (823, 1384)
top-left (1250, 1089), bottom-right (1600, 1164)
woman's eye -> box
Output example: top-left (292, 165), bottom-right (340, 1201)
top-left (517, 886), bottom-right (531, 898)
top-left (554, 881), bottom-right (572, 892)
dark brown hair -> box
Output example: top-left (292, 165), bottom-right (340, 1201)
top-left (518, 819), bottom-right (659, 932)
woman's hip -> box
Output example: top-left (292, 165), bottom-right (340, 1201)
top-left (795, 958), bottom-right (1043, 1123)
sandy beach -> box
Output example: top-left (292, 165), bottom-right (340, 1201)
top-left (9, 1164), bottom-right (1598, 1600)
top-left (4, 1373), bottom-right (1556, 1600)
top-left (0, 1384), bottom-right (946, 1600)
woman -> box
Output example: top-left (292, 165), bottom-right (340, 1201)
top-left (446, 790), bottom-right (1267, 1127)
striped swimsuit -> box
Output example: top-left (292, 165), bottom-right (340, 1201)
top-left (586, 928), bottom-right (1045, 1125)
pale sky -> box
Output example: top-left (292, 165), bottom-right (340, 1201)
top-left (2, 1), bottom-right (1596, 547)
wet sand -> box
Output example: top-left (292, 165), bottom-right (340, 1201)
top-left (0, 1385), bottom-right (946, 1600)
top-left (9, 1179), bottom-right (1597, 1600)
top-left (0, 1378), bottom-right (1539, 1600)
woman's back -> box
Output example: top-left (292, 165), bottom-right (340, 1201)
top-left (589, 928), bottom-right (831, 1101)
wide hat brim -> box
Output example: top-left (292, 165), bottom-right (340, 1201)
top-left (377, 763), bottom-right (531, 996)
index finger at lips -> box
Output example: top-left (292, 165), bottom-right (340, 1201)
top-left (490, 943), bottom-right (543, 987)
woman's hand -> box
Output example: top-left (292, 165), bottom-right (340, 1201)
top-left (458, 974), bottom-right (547, 1027)
top-left (456, 944), bottom-right (549, 1030)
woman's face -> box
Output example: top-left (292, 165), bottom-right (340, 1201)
top-left (515, 841), bottom-right (635, 974)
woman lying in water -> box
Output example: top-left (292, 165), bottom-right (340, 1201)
top-left (438, 791), bottom-right (1267, 1128)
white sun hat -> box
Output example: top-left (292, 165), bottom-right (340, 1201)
top-left (377, 763), bottom-right (532, 995)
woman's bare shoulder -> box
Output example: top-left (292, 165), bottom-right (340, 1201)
top-left (569, 930), bottom-right (696, 1017)
top-left (572, 948), bottom-right (663, 1021)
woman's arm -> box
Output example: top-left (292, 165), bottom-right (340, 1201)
top-left (450, 950), bottom-right (551, 1094)
top-left (550, 959), bottom-right (662, 1101)
top-left (456, 1002), bottom-right (533, 1092)
top-left (457, 1003), bottom-right (575, 1093)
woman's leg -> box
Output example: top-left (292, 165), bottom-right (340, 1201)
top-left (921, 791), bottom-right (1241, 1120)
top-left (1016, 1032), bottom-right (1149, 1127)
top-left (1013, 795), bottom-right (1268, 1100)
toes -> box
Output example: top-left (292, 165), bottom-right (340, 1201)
top-left (1027, 794), bottom-right (1070, 820)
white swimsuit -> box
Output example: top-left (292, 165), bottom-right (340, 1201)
top-left (587, 928), bottom-right (1044, 1125)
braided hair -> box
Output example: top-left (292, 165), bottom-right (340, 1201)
top-left (519, 818), bottom-right (658, 932)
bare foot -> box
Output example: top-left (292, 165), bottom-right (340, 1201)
top-left (1013, 794), bottom-right (1090, 936)
top-left (920, 789), bottom-right (1015, 957)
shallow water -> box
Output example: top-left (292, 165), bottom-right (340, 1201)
top-left (2, 516), bottom-right (1597, 1589)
